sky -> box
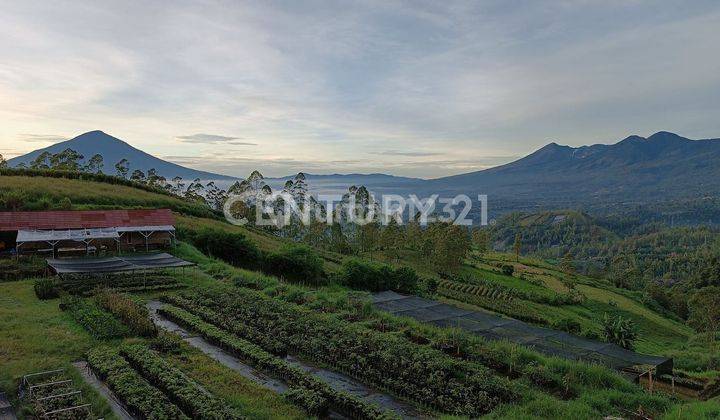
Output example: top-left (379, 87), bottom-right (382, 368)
top-left (1, 0), bottom-right (719, 179)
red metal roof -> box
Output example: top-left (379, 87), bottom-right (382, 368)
top-left (0, 209), bottom-right (175, 232)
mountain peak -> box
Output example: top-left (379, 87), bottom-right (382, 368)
top-left (8, 130), bottom-right (235, 180)
top-left (646, 131), bottom-right (686, 142)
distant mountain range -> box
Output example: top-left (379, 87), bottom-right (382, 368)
top-left (422, 131), bottom-right (720, 211)
top-left (9, 130), bottom-right (720, 216)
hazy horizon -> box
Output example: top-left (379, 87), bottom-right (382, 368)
top-left (2, 1), bottom-right (719, 178)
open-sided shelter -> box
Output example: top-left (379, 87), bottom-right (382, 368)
top-left (0, 209), bottom-right (176, 257)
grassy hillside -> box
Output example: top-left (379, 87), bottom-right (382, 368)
top-left (0, 175), bottom-right (213, 217)
top-left (2, 174), bottom-right (719, 418)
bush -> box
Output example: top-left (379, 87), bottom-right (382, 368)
top-left (262, 244), bottom-right (325, 285)
top-left (151, 331), bottom-right (184, 354)
top-left (337, 258), bottom-right (419, 292)
top-left (61, 296), bottom-right (130, 339)
top-left (551, 317), bottom-right (582, 334)
top-left (284, 387), bottom-right (329, 416)
top-left (34, 278), bottom-right (59, 299)
top-left (179, 227), bottom-right (261, 269)
top-left (601, 314), bottom-right (637, 350)
top-left (501, 264), bottom-right (515, 276)
top-left (95, 291), bottom-right (157, 337)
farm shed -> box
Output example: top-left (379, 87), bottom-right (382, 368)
top-left (0, 209), bottom-right (177, 257)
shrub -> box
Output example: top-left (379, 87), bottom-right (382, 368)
top-left (95, 291), bottom-right (157, 337)
top-left (151, 331), bottom-right (184, 354)
top-left (61, 296), bottom-right (130, 339)
top-left (551, 317), bottom-right (582, 334)
top-left (601, 313), bottom-right (637, 350)
top-left (34, 278), bottom-right (59, 300)
top-left (337, 258), bottom-right (419, 292)
top-left (501, 264), bottom-right (515, 276)
top-left (284, 387), bottom-right (329, 416)
top-left (262, 244), bottom-right (325, 285)
top-left (179, 227), bottom-right (261, 269)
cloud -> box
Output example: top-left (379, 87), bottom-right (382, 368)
top-left (0, 1), bottom-right (718, 178)
top-left (17, 134), bottom-right (68, 143)
top-left (371, 150), bottom-right (442, 157)
top-left (176, 134), bottom-right (257, 145)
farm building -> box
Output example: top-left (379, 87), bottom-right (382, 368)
top-left (0, 209), bottom-right (177, 257)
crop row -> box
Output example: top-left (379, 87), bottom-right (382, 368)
top-left (170, 289), bottom-right (518, 417)
top-left (61, 275), bottom-right (181, 295)
top-left (437, 286), bottom-right (549, 325)
top-left (163, 295), bottom-right (287, 355)
top-left (61, 296), bottom-right (130, 339)
top-left (158, 304), bottom-right (391, 419)
top-left (438, 278), bottom-right (516, 301)
top-left (86, 346), bottom-right (189, 419)
top-left (95, 291), bottom-right (157, 337)
top-left (119, 343), bottom-right (241, 419)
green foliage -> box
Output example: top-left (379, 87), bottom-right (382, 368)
top-left (688, 286), bottom-right (720, 332)
top-left (166, 288), bottom-right (518, 417)
top-left (158, 303), bottom-right (387, 419)
top-left (601, 313), bottom-right (638, 350)
top-left (0, 170), bottom-right (215, 217)
top-left (151, 331), bottom-right (184, 354)
top-left (337, 258), bottom-right (419, 293)
top-left (120, 343), bottom-right (240, 419)
top-left (61, 296), bottom-right (130, 339)
top-left (95, 291), bottom-right (157, 337)
top-left (284, 387), bottom-right (329, 416)
top-left (60, 274), bottom-right (182, 295)
top-left (86, 346), bottom-right (189, 419)
top-left (501, 264), bottom-right (514, 276)
top-left (551, 317), bottom-right (582, 334)
top-left (262, 244), bottom-right (325, 285)
top-left (33, 278), bottom-right (59, 300)
top-left (179, 227), bottom-right (261, 269)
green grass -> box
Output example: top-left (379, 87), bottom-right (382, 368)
top-left (0, 175), bottom-right (211, 216)
top-left (0, 280), bottom-right (116, 418)
top-left (164, 340), bottom-right (308, 419)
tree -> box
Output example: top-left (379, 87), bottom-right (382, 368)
top-left (472, 228), bottom-right (490, 256)
top-left (513, 232), bottom-right (522, 262)
top-left (602, 314), bottom-right (637, 350)
top-left (291, 172), bottom-right (308, 208)
top-left (30, 151), bottom-right (52, 170)
top-left (380, 218), bottom-right (403, 261)
top-left (171, 176), bottom-right (185, 195)
top-left (688, 287), bottom-right (720, 333)
top-left (130, 169), bottom-right (146, 183)
top-left (0, 153), bottom-right (7, 169)
top-left (84, 154), bottom-right (104, 174)
top-left (184, 178), bottom-right (206, 203)
top-left (559, 252), bottom-right (575, 274)
top-left (427, 222), bottom-right (471, 274)
top-left (146, 168), bottom-right (161, 186)
top-left (49, 148), bottom-right (84, 171)
top-left (115, 159), bottom-right (130, 179)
